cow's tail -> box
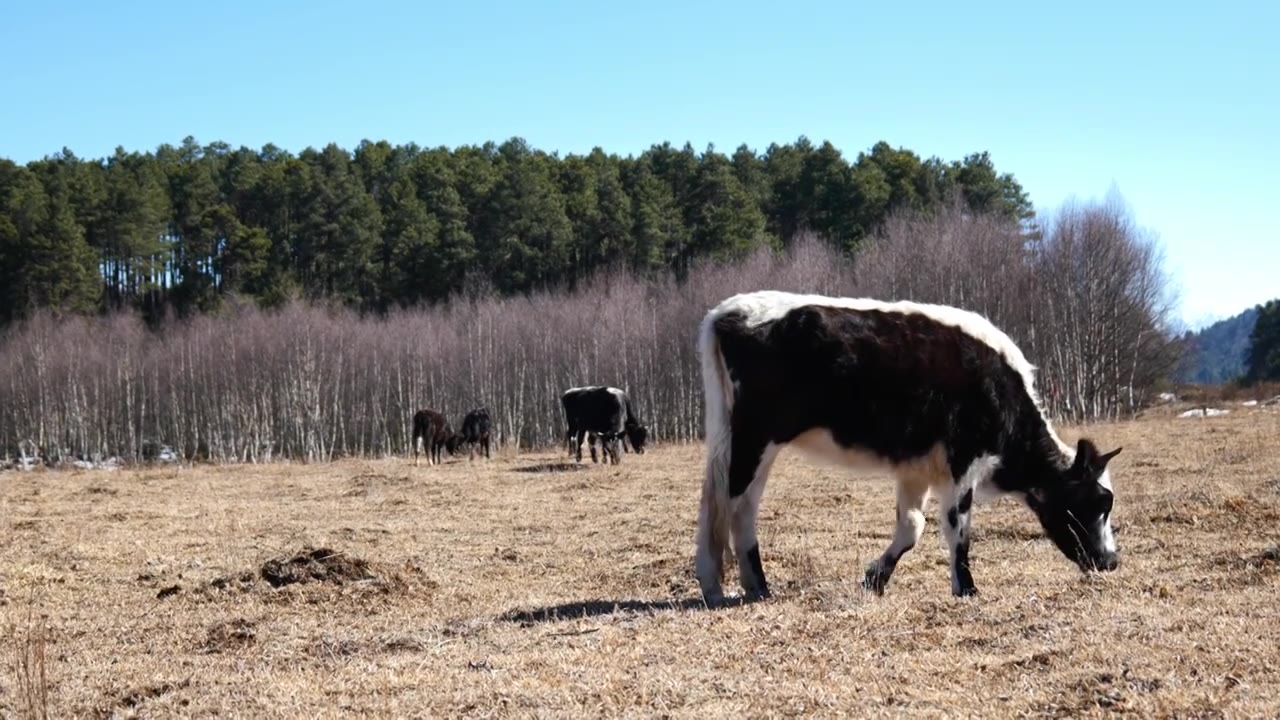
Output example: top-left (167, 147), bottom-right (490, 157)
top-left (695, 308), bottom-right (735, 601)
top-left (560, 393), bottom-right (573, 452)
top-left (411, 414), bottom-right (423, 464)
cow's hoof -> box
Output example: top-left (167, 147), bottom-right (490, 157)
top-left (863, 567), bottom-right (889, 596)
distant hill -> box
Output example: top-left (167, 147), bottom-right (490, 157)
top-left (1177, 307), bottom-right (1259, 384)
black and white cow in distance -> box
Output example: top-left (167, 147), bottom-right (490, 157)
top-left (695, 291), bottom-right (1122, 601)
top-left (561, 386), bottom-right (648, 464)
top-left (561, 386), bottom-right (614, 463)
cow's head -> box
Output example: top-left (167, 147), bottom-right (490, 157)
top-left (1028, 438), bottom-right (1121, 574)
top-left (446, 433), bottom-right (464, 455)
top-left (625, 424), bottom-right (648, 454)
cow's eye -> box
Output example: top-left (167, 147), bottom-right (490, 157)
top-left (1096, 492), bottom-right (1114, 516)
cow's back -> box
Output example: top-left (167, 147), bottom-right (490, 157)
top-left (563, 386), bottom-right (626, 434)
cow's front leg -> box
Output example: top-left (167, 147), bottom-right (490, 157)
top-left (940, 456), bottom-right (998, 596)
top-left (939, 484), bottom-right (975, 596)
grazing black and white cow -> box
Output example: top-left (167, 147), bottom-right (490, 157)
top-left (460, 407), bottom-right (493, 460)
top-left (561, 386), bottom-right (648, 464)
top-left (562, 386), bottom-right (611, 461)
top-left (411, 409), bottom-right (456, 466)
top-left (695, 291), bottom-right (1122, 601)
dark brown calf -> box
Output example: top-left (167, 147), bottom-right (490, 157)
top-left (412, 409), bottom-right (455, 466)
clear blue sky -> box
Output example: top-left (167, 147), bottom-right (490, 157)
top-left (2, 0), bottom-right (1275, 327)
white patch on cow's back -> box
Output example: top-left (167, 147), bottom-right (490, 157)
top-left (607, 387), bottom-right (627, 403)
top-left (563, 385), bottom-right (603, 396)
top-left (708, 291), bottom-right (1071, 455)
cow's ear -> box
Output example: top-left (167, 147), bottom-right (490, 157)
top-left (1073, 438), bottom-right (1099, 472)
top-left (1098, 447), bottom-right (1122, 467)
top-left (1073, 438), bottom-right (1121, 476)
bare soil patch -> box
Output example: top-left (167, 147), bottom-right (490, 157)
top-left (259, 547), bottom-right (376, 588)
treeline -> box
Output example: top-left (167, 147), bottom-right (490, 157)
top-left (1172, 301), bottom-right (1280, 386)
top-left (0, 137), bottom-right (1030, 323)
top-left (1246, 300), bottom-right (1280, 383)
top-left (1176, 307), bottom-right (1258, 384)
top-left (0, 198), bottom-right (1179, 463)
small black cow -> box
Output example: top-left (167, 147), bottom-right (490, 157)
top-left (411, 409), bottom-right (456, 466)
top-left (460, 407), bottom-right (493, 460)
top-left (561, 386), bottom-right (648, 464)
top-left (695, 291), bottom-right (1122, 601)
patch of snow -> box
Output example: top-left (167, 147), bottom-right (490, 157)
top-left (1179, 407), bottom-right (1230, 418)
top-left (1157, 392), bottom-right (1179, 403)
top-left (69, 457), bottom-right (123, 471)
top-left (1242, 400), bottom-right (1259, 407)
top-left (142, 440), bottom-right (180, 463)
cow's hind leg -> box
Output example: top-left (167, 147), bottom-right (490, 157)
top-left (730, 437), bottom-right (779, 599)
top-left (864, 478), bottom-right (930, 595)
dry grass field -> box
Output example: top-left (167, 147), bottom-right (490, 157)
top-left (3, 409), bottom-right (1279, 718)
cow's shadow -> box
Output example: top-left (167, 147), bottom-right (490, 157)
top-left (510, 462), bottom-right (592, 474)
top-left (499, 595), bottom-right (760, 626)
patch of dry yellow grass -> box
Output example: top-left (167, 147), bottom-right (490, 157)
top-left (2, 412), bottom-right (1279, 717)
